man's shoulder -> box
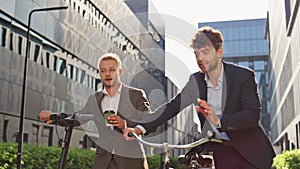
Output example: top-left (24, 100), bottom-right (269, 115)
top-left (191, 71), bottom-right (205, 78)
top-left (93, 91), bottom-right (104, 98)
top-left (189, 71), bottom-right (206, 84)
top-left (122, 84), bottom-right (144, 93)
top-left (224, 61), bottom-right (254, 75)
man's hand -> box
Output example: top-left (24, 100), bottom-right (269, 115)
top-left (196, 98), bottom-right (220, 127)
top-left (39, 110), bottom-right (54, 124)
top-left (107, 114), bottom-right (125, 129)
top-left (123, 127), bottom-right (142, 141)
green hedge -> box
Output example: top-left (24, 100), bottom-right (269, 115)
top-left (273, 149), bottom-right (300, 169)
top-left (0, 142), bottom-right (94, 169)
top-left (4, 142), bottom-right (300, 169)
top-left (0, 142), bottom-right (186, 169)
top-left (147, 154), bottom-right (186, 169)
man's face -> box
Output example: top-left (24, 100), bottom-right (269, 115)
top-left (193, 45), bottom-right (222, 73)
top-left (99, 59), bottom-right (122, 88)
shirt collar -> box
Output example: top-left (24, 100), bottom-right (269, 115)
top-left (103, 83), bottom-right (122, 96)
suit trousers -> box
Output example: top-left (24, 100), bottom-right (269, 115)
top-left (107, 157), bottom-right (118, 169)
top-left (209, 143), bottom-right (258, 169)
top-left (109, 155), bottom-right (146, 169)
top-left (93, 153), bottom-right (147, 169)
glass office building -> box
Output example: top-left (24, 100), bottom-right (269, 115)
top-left (0, 0), bottom-right (167, 147)
top-left (198, 19), bottom-right (270, 134)
top-left (266, 0), bottom-right (300, 153)
top-left (0, 0), bottom-right (199, 159)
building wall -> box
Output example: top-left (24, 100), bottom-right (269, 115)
top-left (267, 0), bottom-right (300, 152)
top-left (0, 0), bottom-right (164, 145)
top-left (0, 0), bottom-right (198, 159)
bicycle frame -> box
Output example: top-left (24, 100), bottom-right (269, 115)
top-left (130, 131), bottom-right (223, 169)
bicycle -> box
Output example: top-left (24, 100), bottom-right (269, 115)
top-left (38, 112), bottom-right (94, 169)
top-left (128, 131), bottom-right (225, 169)
top-left (41, 112), bottom-right (224, 169)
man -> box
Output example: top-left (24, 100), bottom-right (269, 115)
top-left (40, 53), bottom-right (151, 169)
top-left (124, 26), bottom-right (275, 169)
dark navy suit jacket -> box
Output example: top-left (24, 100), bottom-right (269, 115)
top-left (140, 61), bottom-right (275, 169)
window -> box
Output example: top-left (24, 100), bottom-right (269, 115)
top-left (296, 123), bottom-right (299, 148)
top-left (79, 69), bottom-right (86, 85)
top-left (18, 36), bottom-right (22, 55)
top-left (91, 76), bottom-right (95, 90)
top-left (1, 27), bottom-right (7, 47)
top-left (74, 67), bottom-right (79, 81)
top-left (286, 0), bottom-right (299, 35)
top-left (2, 120), bottom-right (9, 142)
top-left (256, 72), bottom-right (261, 84)
top-left (82, 135), bottom-right (96, 149)
top-left (16, 133), bottom-right (28, 143)
top-left (9, 32), bottom-right (13, 51)
top-left (67, 64), bottom-right (73, 79)
top-left (32, 124), bottom-right (39, 144)
top-left (58, 58), bottom-right (66, 76)
top-left (44, 52), bottom-right (50, 68)
top-left (254, 61), bottom-right (265, 70)
top-left (238, 61), bottom-right (249, 68)
top-left (23, 133), bottom-right (28, 143)
top-left (96, 78), bottom-right (102, 91)
top-left (52, 55), bottom-right (57, 71)
top-left (86, 74), bottom-right (90, 87)
top-left (33, 44), bottom-right (40, 62)
top-left (285, 0), bottom-right (292, 27)
top-left (41, 126), bottom-right (53, 146)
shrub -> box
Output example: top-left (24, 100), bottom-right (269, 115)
top-left (273, 149), bottom-right (300, 169)
top-left (0, 142), bottom-right (18, 169)
top-left (0, 142), bottom-right (187, 169)
top-left (0, 142), bottom-right (94, 169)
top-left (146, 154), bottom-right (186, 169)
top-left (147, 155), bottom-right (161, 169)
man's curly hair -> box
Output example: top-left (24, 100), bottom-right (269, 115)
top-left (190, 26), bottom-right (224, 51)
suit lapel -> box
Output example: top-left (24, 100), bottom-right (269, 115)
top-left (96, 85), bottom-right (130, 119)
top-left (115, 85), bottom-right (130, 132)
top-left (221, 73), bottom-right (227, 113)
top-left (95, 92), bottom-right (105, 117)
top-left (223, 62), bottom-right (233, 112)
top-left (118, 85), bottom-right (130, 116)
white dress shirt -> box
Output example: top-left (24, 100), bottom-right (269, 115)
top-left (205, 64), bottom-right (229, 140)
top-left (101, 84), bottom-right (122, 113)
top-left (101, 84), bottom-right (122, 154)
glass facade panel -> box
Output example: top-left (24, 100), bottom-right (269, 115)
top-left (239, 61), bottom-right (249, 67)
top-left (200, 19), bottom-right (268, 57)
top-left (256, 72), bottom-right (262, 83)
top-left (254, 61), bottom-right (265, 70)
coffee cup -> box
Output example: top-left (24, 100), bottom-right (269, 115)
top-left (104, 110), bottom-right (115, 126)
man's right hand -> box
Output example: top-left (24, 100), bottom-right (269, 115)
top-left (123, 127), bottom-right (142, 141)
top-left (39, 110), bottom-right (54, 124)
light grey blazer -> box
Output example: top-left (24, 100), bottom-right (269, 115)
top-left (76, 84), bottom-right (151, 169)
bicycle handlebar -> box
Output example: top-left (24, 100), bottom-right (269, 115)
top-left (129, 130), bottom-right (223, 150)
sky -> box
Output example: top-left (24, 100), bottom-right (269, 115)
top-left (150, 0), bottom-right (269, 88)
top-left (151, 0), bottom-right (268, 26)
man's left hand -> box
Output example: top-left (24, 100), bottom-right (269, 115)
top-left (196, 98), bottom-right (220, 127)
